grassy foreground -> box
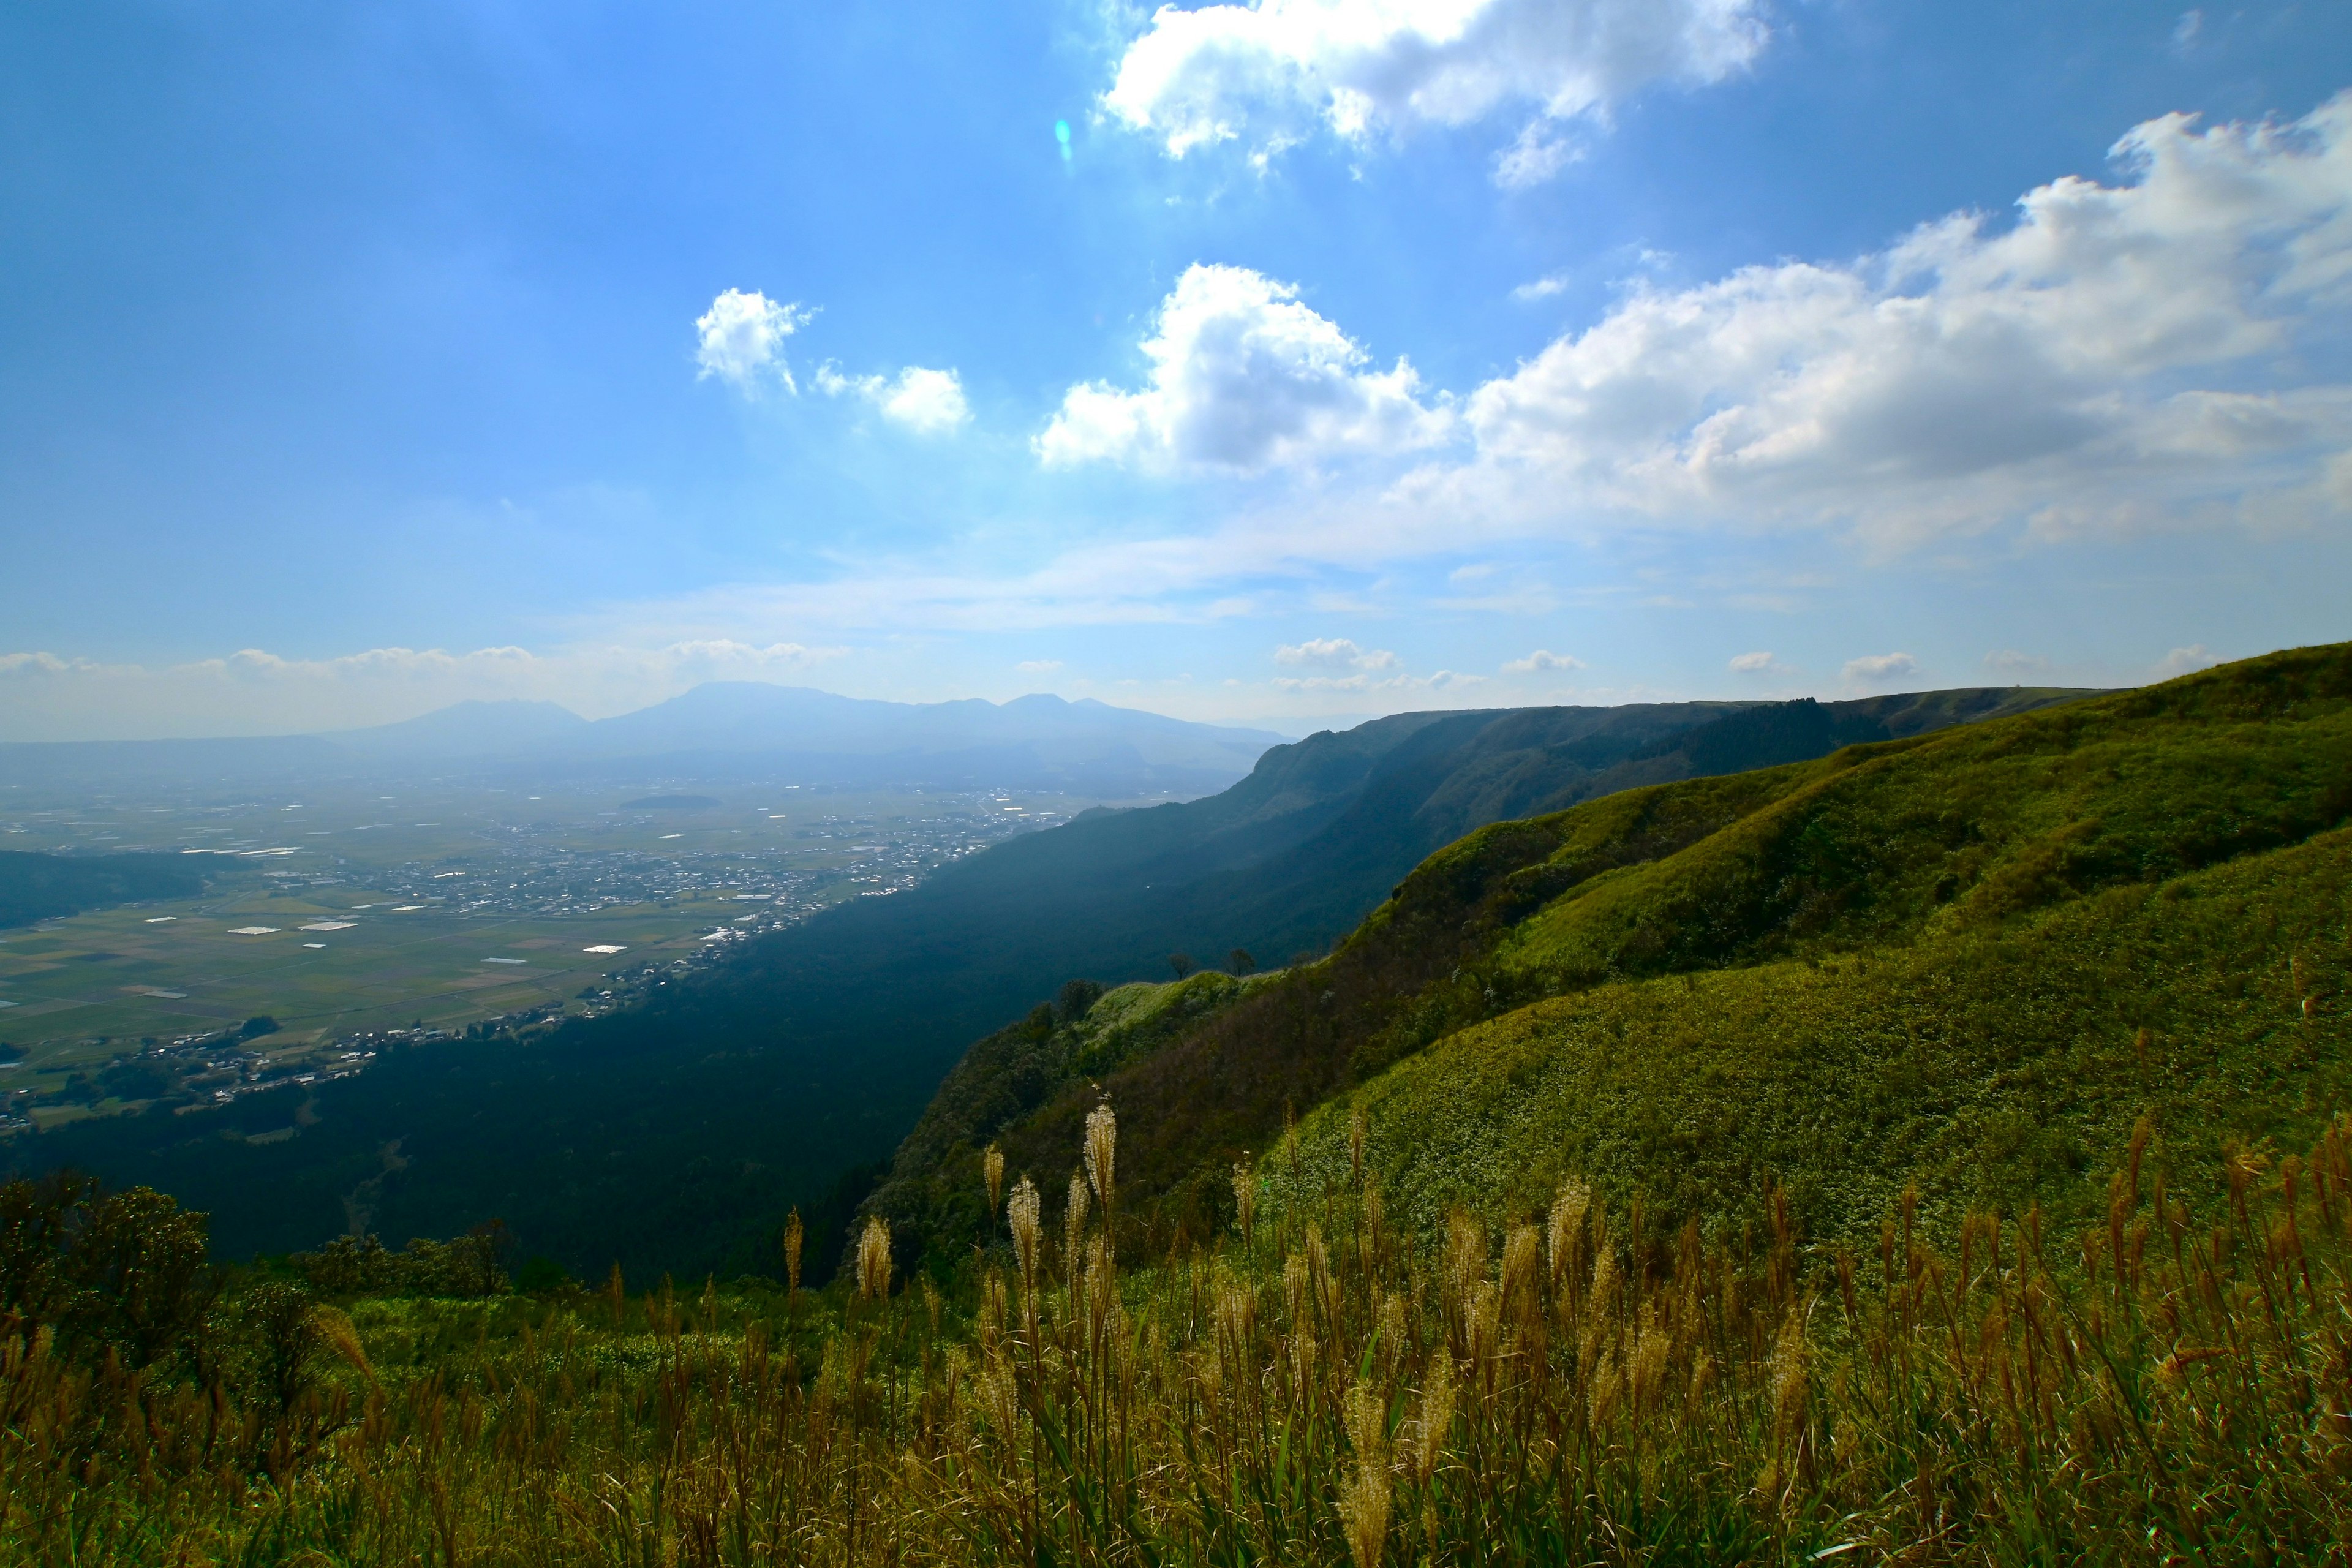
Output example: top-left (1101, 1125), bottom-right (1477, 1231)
top-left (7, 1101), bottom-right (2352, 1564)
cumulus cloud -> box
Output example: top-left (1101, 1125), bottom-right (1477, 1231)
top-left (2155, 643), bottom-right (2223, 676)
top-left (1275, 636), bottom-right (1400, 670)
top-left (1268, 637), bottom-right (1476, 692)
top-left (1727, 650), bottom-right (1783, 673)
top-left (1458, 94), bottom-right (2352, 546)
top-left (695, 288), bottom-right (812, 394)
top-left (1104, 0), bottom-right (1768, 168)
top-left (1502, 648), bottom-right (1585, 672)
top-left (1037, 263), bottom-right (1450, 472)
top-left (1844, 652), bottom-right (1921, 684)
top-left (817, 364), bottom-right (972, 434)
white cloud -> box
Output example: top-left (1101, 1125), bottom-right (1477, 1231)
top-left (1512, 273), bottom-right (1571, 301)
top-left (1270, 636), bottom-right (1458, 692)
top-left (2154, 643), bottom-right (2223, 676)
top-left (1275, 636), bottom-right (1400, 670)
top-left (1983, 649), bottom-right (2052, 678)
top-left (817, 363), bottom-right (972, 434)
top-left (1016, 658), bottom-right (1065, 673)
top-left (1037, 263), bottom-right (1451, 472)
top-left (1502, 648), bottom-right (1585, 672)
top-left (1104, 0), bottom-right (1768, 164)
top-left (1843, 652), bottom-right (1920, 684)
top-left (0, 651), bottom-right (98, 678)
top-left (1457, 94), bottom-right (2352, 547)
top-left (1727, 650), bottom-right (1782, 673)
top-left (695, 289), bottom-right (812, 394)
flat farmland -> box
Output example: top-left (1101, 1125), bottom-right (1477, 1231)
top-left (0, 775), bottom-right (1122, 1123)
top-left (0, 891), bottom-right (721, 1058)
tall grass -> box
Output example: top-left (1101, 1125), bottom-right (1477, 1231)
top-left (7, 1110), bottom-right (2351, 1564)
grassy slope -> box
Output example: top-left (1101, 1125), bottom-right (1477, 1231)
top-left (1272, 644), bottom-right (2352, 1244)
top-left (1291, 821), bottom-right (2350, 1250)
top-left (884, 646), bottom-right (2350, 1267)
top-left (859, 969), bottom-right (1278, 1261)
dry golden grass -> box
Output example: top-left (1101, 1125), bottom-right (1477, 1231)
top-left (7, 1104), bottom-right (2352, 1564)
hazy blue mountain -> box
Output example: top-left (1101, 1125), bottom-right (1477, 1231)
top-left (544, 685), bottom-right (1285, 793)
top-left (326, 699), bottom-right (589, 758)
top-left (0, 687), bottom-right (1288, 795)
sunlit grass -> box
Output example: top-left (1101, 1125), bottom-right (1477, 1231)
top-left (8, 1105), bottom-right (2352, 1564)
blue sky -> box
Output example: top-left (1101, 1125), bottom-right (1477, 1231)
top-left (2, 0), bottom-right (2348, 739)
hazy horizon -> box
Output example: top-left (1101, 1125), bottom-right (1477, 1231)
top-left (4, 1), bottom-right (2347, 744)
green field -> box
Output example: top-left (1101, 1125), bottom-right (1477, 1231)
top-left (0, 892), bottom-right (733, 1111)
top-left (0, 777), bottom-right (1115, 1121)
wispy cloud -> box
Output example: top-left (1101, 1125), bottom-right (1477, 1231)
top-left (1983, 649), bottom-right (2052, 678)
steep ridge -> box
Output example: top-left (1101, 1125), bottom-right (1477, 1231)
top-left (10, 684), bottom-right (2082, 1277)
top-left (865, 646), bottom-right (2349, 1268)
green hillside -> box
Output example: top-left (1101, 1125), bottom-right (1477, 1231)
top-left (870, 644), bottom-right (2351, 1265)
top-left (9, 686), bottom-right (2079, 1278)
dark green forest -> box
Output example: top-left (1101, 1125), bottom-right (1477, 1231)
top-left (0, 851), bottom-right (210, 932)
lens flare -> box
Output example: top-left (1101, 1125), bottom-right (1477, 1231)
top-left (1054, 119), bottom-right (1072, 163)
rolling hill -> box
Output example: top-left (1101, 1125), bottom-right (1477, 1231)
top-left (861, 644), bottom-right (2350, 1270)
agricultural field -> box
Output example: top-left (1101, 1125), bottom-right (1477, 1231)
top-left (0, 775), bottom-right (1115, 1127)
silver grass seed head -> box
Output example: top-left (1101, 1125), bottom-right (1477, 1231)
top-left (1084, 1101), bottom-right (1117, 1207)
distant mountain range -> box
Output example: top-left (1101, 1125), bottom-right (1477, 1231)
top-left (0, 686), bottom-right (1290, 796)
top-left (17, 682), bottom-right (2098, 1276)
